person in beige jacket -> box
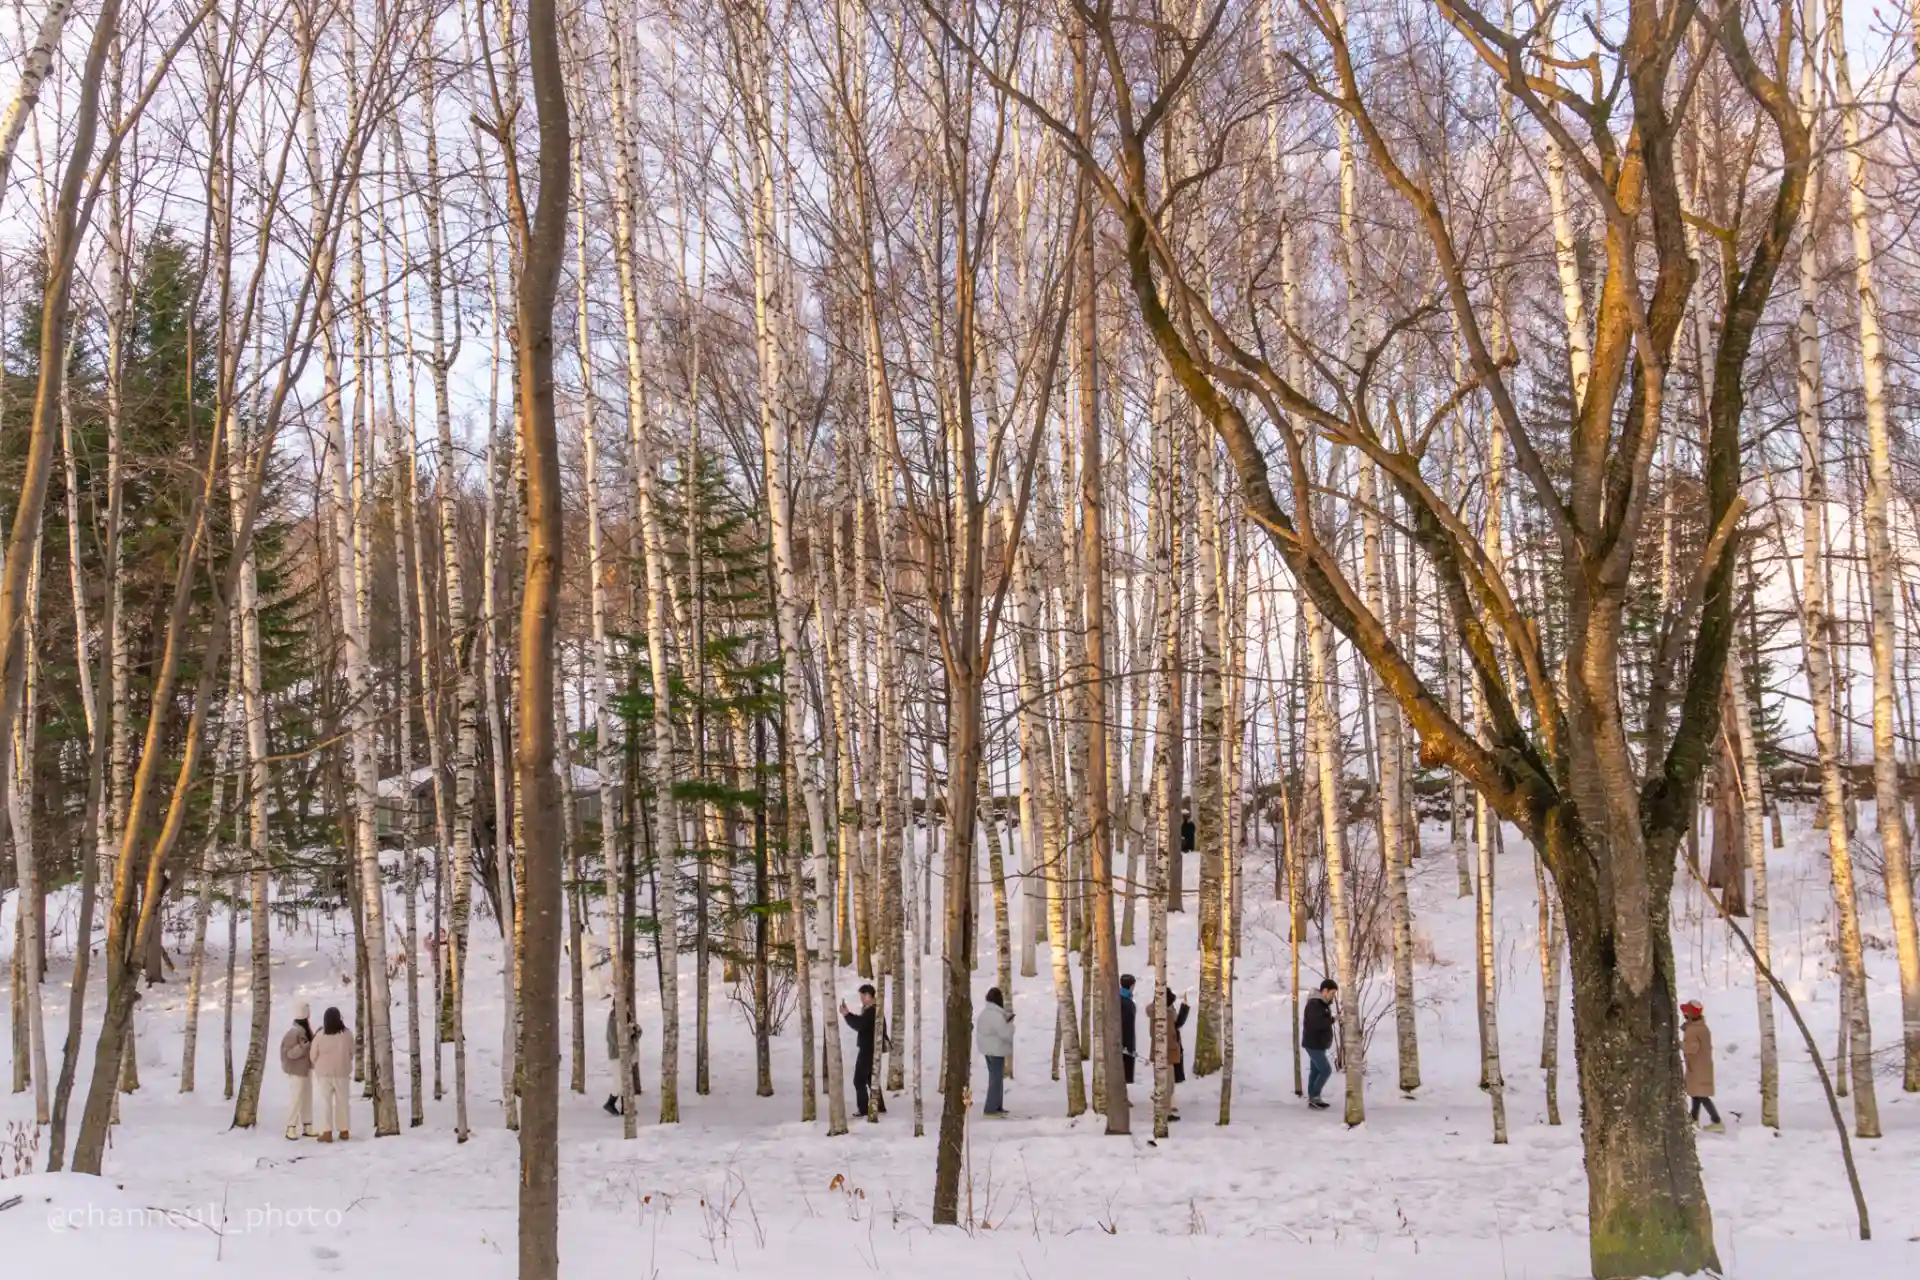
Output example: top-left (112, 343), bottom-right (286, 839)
top-left (310, 1006), bottom-right (356, 1141)
top-left (1680, 1000), bottom-right (1722, 1132)
top-left (280, 1001), bottom-right (315, 1140)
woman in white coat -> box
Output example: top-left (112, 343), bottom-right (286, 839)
top-left (975, 987), bottom-right (1014, 1117)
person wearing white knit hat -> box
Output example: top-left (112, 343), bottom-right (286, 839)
top-left (280, 1000), bottom-right (315, 1139)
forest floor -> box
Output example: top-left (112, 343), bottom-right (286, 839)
top-left (4, 809), bottom-right (1919, 1278)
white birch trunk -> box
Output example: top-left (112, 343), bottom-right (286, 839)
top-left (575, 174), bottom-right (635, 1139)
top-left (1191, 406), bottom-right (1227, 1080)
top-left (311, 23), bottom-right (395, 1133)
top-left (1541, 34), bottom-right (1591, 412)
top-left (1475, 421), bottom-right (1509, 1144)
top-left (1005, 490), bottom-right (1085, 1115)
top-left (1362, 460), bottom-right (1419, 1094)
top-left (180, 667), bottom-right (240, 1095)
top-left (1795, 8), bottom-right (1881, 1133)
top-left (483, 405), bottom-right (517, 1129)
top-left (0, 0), bottom-right (74, 201)
top-left (5, 535), bottom-right (46, 1121)
top-left (1829, 0), bottom-right (1920, 1091)
top-left (419, 37), bottom-right (475, 1142)
top-left (1727, 659), bottom-right (1779, 1127)
top-left (608, 30), bottom-right (681, 1122)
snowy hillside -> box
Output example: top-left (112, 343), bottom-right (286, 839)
top-left (4, 810), bottom-right (1918, 1278)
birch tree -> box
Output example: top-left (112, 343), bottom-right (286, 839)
top-left (1826, 0), bottom-right (1920, 1092)
top-left (0, 0), bottom-right (74, 200)
top-left (1791, 0), bottom-right (1879, 1132)
top-left (607, 24), bottom-right (683, 1124)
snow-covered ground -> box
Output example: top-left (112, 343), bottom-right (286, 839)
top-left (4, 810), bottom-right (1918, 1278)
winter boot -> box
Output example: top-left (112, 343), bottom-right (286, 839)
top-left (318, 1133), bottom-right (334, 1144)
top-left (338, 1131), bottom-right (349, 1141)
top-left (303, 1125), bottom-right (317, 1138)
top-left (285, 1126), bottom-right (299, 1141)
top-left (1703, 1122), bottom-right (1725, 1134)
top-left (604, 1096), bottom-right (622, 1117)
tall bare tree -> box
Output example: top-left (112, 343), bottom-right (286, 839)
top-left (472, 0), bottom-right (570, 1266)
top-left (929, 3), bottom-right (1812, 1271)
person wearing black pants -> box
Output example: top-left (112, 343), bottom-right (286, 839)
top-left (1118, 975), bottom-right (1138, 1085)
top-left (839, 984), bottom-right (882, 1117)
top-left (1681, 1000), bottom-right (1723, 1132)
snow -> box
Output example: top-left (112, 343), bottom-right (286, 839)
top-left (5, 810), bottom-right (1919, 1278)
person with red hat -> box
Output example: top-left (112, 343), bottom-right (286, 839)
top-left (1680, 1001), bottom-right (1722, 1131)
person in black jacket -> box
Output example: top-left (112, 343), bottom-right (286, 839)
top-left (1303, 979), bottom-right (1338, 1110)
top-left (839, 983), bottom-right (882, 1117)
top-left (1118, 975), bottom-right (1138, 1084)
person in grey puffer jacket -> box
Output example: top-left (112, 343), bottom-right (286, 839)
top-left (280, 1001), bottom-right (314, 1140)
top-left (975, 987), bottom-right (1015, 1116)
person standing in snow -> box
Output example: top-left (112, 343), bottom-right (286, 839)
top-left (1303, 979), bottom-right (1338, 1110)
top-left (1166, 987), bottom-right (1190, 1121)
top-left (976, 987), bottom-right (1015, 1116)
top-left (603, 999), bottom-right (642, 1116)
top-left (839, 983), bottom-right (882, 1118)
top-left (311, 1006), bottom-right (355, 1142)
top-left (143, 869), bottom-right (174, 985)
top-left (1681, 1001), bottom-right (1723, 1131)
top-left (280, 1001), bottom-right (314, 1140)
top-left (1118, 975), bottom-right (1138, 1084)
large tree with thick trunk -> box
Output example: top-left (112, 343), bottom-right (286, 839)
top-left (929, 1), bottom-right (1808, 1275)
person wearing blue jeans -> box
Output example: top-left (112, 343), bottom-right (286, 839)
top-left (976, 987), bottom-right (1015, 1116)
top-left (1302, 979), bottom-right (1338, 1110)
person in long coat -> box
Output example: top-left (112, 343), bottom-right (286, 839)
top-left (1681, 1001), bottom-right (1722, 1131)
top-left (1166, 988), bottom-right (1190, 1081)
top-left (1165, 988), bottom-right (1190, 1121)
top-left (310, 1006), bottom-right (356, 1142)
top-left (280, 1001), bottom-right (314, 1140)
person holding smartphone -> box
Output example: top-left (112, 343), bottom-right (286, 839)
top-left (976, 987), bottom-right (1014, 1116)
top-left (839, 984), bottom-right (882, 1118)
